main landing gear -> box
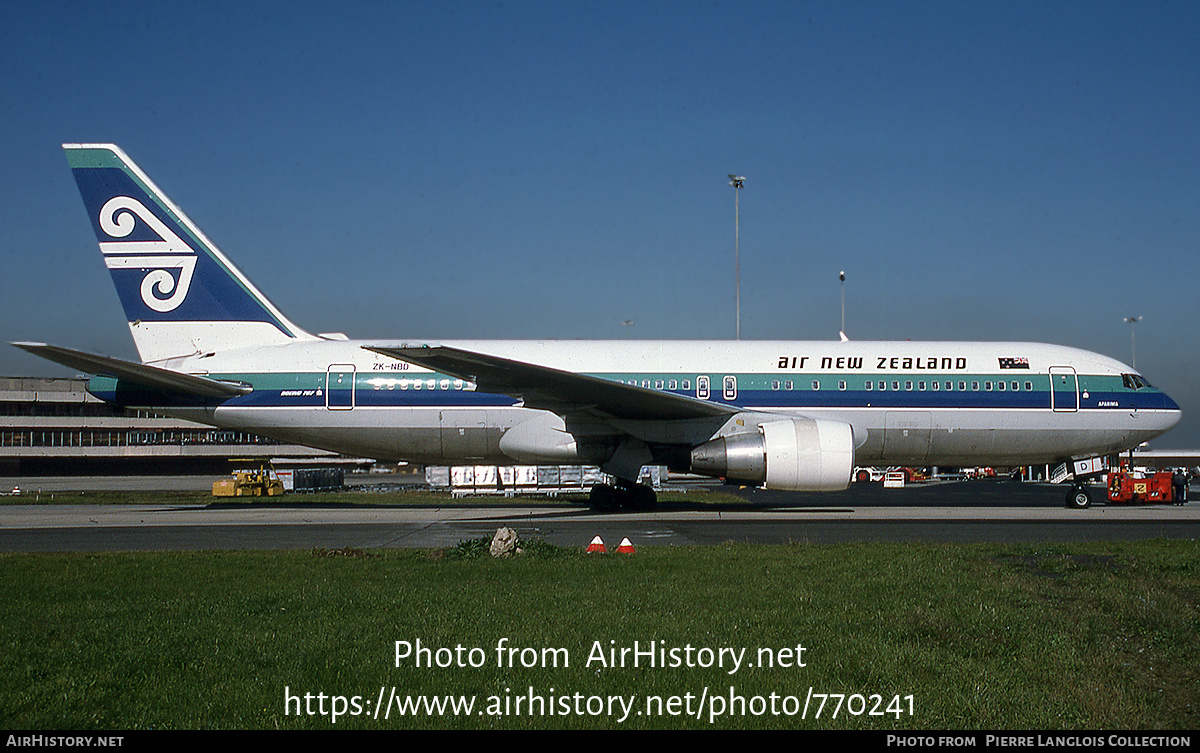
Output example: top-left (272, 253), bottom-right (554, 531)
top-left (589, 482), bottom-right (657, 511)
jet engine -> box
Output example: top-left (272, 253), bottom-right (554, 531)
top-left (689, 417), bottom-right (854, 491)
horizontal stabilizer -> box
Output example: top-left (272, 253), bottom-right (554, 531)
top-left (366, 344), bottom-right (732, 421)
top-left (11, 342), bottom-right (251, 399)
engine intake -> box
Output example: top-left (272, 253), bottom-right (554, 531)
top-left (690, 417), bottom-right (854, 492)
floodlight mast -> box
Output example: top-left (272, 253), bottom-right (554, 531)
top-left (728, 175), bottom-right (745, 340)
top-left (839, 270), bottom-right (846, 340)
top-left (1124, 316), bottom-right (1142, 369)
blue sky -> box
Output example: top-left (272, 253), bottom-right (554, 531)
top-left (3, 1), bottom-right (1198, 446)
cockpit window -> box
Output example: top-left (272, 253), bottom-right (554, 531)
top-left (1122, 374), bottom-right (1152, 390)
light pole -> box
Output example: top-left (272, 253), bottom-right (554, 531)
top-left (728, 175), bottom-right (745, 340)
top-left (839, 270), bottom-right (846, 340)
top-left (1124, 316), bottom-right (1142, 368)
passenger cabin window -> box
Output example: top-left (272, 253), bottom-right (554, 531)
top-left (697, 376), bottom-right (710, 400)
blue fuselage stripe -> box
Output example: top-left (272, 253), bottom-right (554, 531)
top-left (87, 371), bottom-right (1177, 413)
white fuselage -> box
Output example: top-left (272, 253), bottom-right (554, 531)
top-left (125, 338), bottom-right (1180, 469)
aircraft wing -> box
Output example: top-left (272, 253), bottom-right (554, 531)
top-left (11, 342), bottom-right (252, 399)
top-left (366, 345), bottom-right (734, 421)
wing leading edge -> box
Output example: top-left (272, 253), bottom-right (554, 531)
top-left (365, 344), bottom-right (734, 421)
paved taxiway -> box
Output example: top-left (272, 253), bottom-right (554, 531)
top-left (0, 477), bottom-right (1196, 551)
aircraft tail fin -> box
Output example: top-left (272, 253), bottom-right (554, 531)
top-left (63, 144), bottom-right (316, 364)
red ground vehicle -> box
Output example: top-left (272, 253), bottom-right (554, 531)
top-left (1106, 469), bottom-right (1176, 504)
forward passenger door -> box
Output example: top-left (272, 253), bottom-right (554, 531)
top-left (1049, 366), bottom-right (1078, 412)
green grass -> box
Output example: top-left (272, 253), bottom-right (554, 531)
top-left (0, 540), bottom-right (1196, 730)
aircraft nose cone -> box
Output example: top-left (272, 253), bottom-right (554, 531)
top-left (1161, 390), bottom-right (1180, 426)
top-left (1156, 391), bottom-right (1183, 432)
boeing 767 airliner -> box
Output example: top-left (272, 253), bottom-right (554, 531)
top-left (13, 144), bottom-right (1182, 509)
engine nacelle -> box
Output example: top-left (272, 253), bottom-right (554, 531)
top-left (498, 412), bottom-right (580, 463)
top-left (689, 417), bottom-right (854, 492)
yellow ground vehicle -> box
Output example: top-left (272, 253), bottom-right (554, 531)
top-left (212, 462), bottom-right (285, 497)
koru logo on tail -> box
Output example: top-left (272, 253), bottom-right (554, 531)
top-left (98, 196), bottom-right (197, 312)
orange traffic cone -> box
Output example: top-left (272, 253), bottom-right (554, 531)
top-left (586, 536), bottom-right (607, 554)
top-left (616, 537), bottom-right (636, 554)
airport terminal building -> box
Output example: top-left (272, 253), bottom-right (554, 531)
top-left (0, 376), bottom-right (342, 474)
